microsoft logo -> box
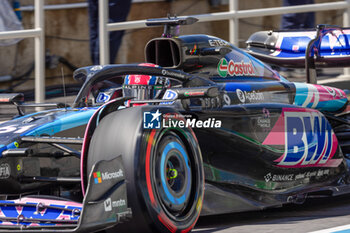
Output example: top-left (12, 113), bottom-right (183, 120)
top-left (93, 171), bottom-right (102, 184)
top-left (93, 169), bottom-right (124, 184)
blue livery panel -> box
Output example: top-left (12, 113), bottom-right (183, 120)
top-left (0, 108), bottom-right (97, 155)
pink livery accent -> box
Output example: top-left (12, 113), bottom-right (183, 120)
top-left (14, 197), bottom-right (82, 207)
top-left (314, 85), bottom-right (346, 102)
top-left (262, 113), bottom-right (285, 146)
top-left (294, 83), bottom-right (347, 111)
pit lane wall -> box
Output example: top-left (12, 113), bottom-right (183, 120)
top-left (0, 0), bottom-right (345, 92)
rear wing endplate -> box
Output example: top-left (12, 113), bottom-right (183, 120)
top-left (246, 25), bottom-right (350, 84)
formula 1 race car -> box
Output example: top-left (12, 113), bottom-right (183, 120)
top-left (0, 17), bottom-right (350, 233)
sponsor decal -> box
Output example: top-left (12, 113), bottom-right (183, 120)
top-left (112, 199), bottom-right (126, 208)
top-left (189, 44), bottom-right (198, 55)
top-left (209, 39), bottom-right (229, 47)
top-left (143, 111), bottom-right (222, 129)
top-left (264, 172), bottom-right (294, 182)
top-left (104, 198), bottom-right (112, 212)
top-left (93, 171), bottom-right (102, 184)
top-left (263, 108), bottom-right (270, 118)
top-left (324, 86), bottom-right (336, 97)
top-left (184, 91), bottom-right (205, 97)
top-left (124, 84), bottom-right (153, 90)
top-left (217, 58), bottom-right (228, 77)
top-left (279, 112), bottom-right (334, 167)
top-left (295, 169), bottom-right (330, 180)
top-left (217, 58), bottom-right (255, 77)
top-left (258, 108), bottom-right (271, 128)
top-left (263, 108), bottom-right (340, 168)
top-left (236, 89), bottom-right (245, 102)
top-left (0, 163), bottom-right (10, 179)
top-left (161, 70), bottom-right (185, 79)
top-left (161, 90), bottom-right (178, 105)
top-left (94, 169), bottom-right (124, 184)
top-left (103, 198), bottom-right (126, 212)
top-left (125, 74), bottom-right (156, 86)
top-left (96, 92), bottom-right (111, 103)
top-left (134, 76), bottom-right (141, 83)
top-left (264, 169), bottom-right (330, 183)
top-left (236, 89), bottom-right (264, 103)
top-left (257, 118), bottom-right (271, 128)
top-left (223, 93), bottom-right (231, 105)
top-left (264, 173), bottom-right (272, 182)
top-left (102, 169), bottom-right (124, 180)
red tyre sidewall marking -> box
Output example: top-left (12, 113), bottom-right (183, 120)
top-left (146, 129), bottom-right (156, 205)
top-left (145, 126), bottom-right (202, 233)
top-left (158, 212), bottom-right (177, 233)
top-left (145, 129), bottom-right (179, 233)
top-left (181, 214), bottom-right (199, 233)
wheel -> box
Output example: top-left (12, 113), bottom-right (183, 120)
top-left (86, 106), bottom-right (204, 233)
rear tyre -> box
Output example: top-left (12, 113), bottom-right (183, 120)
top-left (86, 106), bottom-right (204, 233)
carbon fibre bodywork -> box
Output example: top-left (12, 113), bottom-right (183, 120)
top-left (0, 19), bottom-right (349, 232)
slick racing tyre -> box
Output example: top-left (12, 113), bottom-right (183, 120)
top-left (86, 106), bottom-right (204, 233)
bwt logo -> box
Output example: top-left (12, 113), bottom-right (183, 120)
top-left (143, 110), bottom-right (162, 129)
top-left (277, 111), bottom-right (336, 167)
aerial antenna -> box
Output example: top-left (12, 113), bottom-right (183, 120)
top-left (61, 66), bottom-right (67, 111)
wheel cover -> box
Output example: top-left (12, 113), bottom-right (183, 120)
top-left (155, 135), bottom-right (192, 217)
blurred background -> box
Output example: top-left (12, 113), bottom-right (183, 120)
top-left (0, 0), bottom-right (346, 97)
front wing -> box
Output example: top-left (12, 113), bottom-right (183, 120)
top-left (0, 156), bottom-right (130, 232)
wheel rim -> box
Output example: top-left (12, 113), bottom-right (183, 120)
top-left (155, 134), bottom-right (192, 217)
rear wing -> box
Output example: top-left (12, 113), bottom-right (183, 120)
top-left (246, 25), bottom-right (350, 83)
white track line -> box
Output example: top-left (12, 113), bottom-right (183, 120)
top-left (309, 224), bottom-right (350, 233)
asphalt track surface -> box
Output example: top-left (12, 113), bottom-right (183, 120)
top-left (194, 194), bottom-right (350, 233)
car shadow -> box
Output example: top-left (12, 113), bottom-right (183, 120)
top-left (194, 194), bottom-right (350, 232)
